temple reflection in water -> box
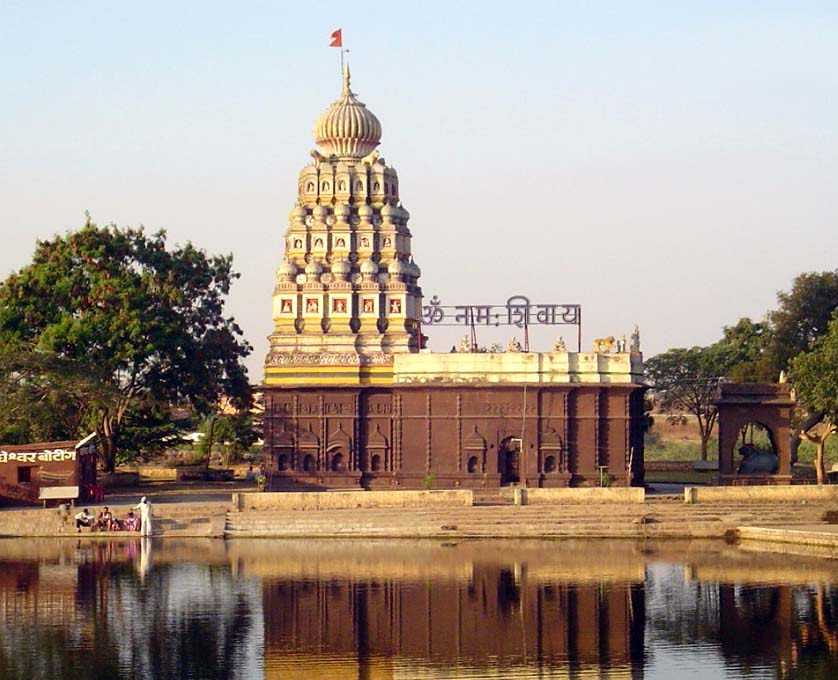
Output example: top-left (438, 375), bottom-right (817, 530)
top-left (0, 539), bottom-right (836, 679)
top-left (262, 565), bottom-right (645, 678)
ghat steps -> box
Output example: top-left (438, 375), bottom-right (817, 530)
top-left (1, 496), bottom-right (835, 539)
top-left (223, 498), bottom-right (833, 539)
top-left (0, 502), bottom-right (228, 537)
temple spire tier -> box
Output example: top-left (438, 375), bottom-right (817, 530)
top-left (267, 66), bottom-right (422, 384)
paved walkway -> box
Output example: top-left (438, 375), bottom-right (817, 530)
top-left (104, 481), bottom-right (249, 507)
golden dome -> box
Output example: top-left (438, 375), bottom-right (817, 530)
top-left (314, 65), bottom-right (381, 158)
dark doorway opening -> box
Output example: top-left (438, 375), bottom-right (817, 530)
top-left (499, 438), bottom-right (521, 485)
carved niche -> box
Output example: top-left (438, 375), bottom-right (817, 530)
top-left (540, 426), bottom-right (564, 473)
top-left (463, 427), bottom-right (488, 474)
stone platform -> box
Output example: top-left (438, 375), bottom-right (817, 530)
top-left (737, 524), bottom-right (838, 555)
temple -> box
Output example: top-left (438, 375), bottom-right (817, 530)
top-left (263, 65), bottom-right (647, 489)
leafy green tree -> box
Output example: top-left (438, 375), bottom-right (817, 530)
top-left (765, 271), bottom-right (838, 463)
top-left (717, 317), bottom-right (777, 383)
top-left (0, 348), bottom-right (93, 443)
top-left (791, 315), bottom-right (838, 484)
top-left (645, 345), bottom-right (733, 460)
top-left (0, 220), bottom-right (252, 470)
top-left (113, 400), bottom-right (192, 465)
top-left (197, 412), bottom-right (259, 468)
top-left (769, 270), bottom-right (838, 372)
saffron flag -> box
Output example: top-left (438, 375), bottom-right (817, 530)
top-left (329, 29), bottom-right (342, 47)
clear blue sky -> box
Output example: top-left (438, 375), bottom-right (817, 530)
top-left (2, 1), bottom-right (837, 377)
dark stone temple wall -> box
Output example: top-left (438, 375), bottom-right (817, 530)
top-left (262, 384), bottom-right (646, 489)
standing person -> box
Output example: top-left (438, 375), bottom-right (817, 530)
top-left (134, 496), bottom-right (153, 537)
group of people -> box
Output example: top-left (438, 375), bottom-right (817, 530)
top-left (74, 497), bottom-right (153, 536)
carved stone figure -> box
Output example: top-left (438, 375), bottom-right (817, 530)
top-left (360, 149), bottom-right (381, 166)
top-left (593, 336), bottom-right (616, 353)
top-left (506, 337), bottom-right (523, 352)
top-left (737, 444), bottom-right (779, 474)
top-left (552, 336), bottom-right (567, 352)
top-left (630, 325), bottom-right (641, 353)
top-left (458, 335), bottom-right (472, 353)
top-left (616, 335), bottom-right (627, 352)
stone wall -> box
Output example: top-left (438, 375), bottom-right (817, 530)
top-left (501, 487), bottom-right (646, 505)
top-left (684, 485), bottom-right (838, 504)
top-left (232, 489), bottom-right (473, 512)
top-left (263, 382), bottom-right (647, 491)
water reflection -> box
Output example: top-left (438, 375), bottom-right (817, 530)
top-left (0, 538), bottom-right (836, 679)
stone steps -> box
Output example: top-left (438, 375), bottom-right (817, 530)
top-left (223, 500), bottom-right (830, 539)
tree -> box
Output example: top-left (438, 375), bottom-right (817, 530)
top-left (0, 348), bottom-right (94, 443)
top-left (645, 345), bottom-right (732, 460)
top-left (791, 315), bottom-right (838, 484)
top-left (765, 271), bottom-right (838, 463)
top-left (0, 220), bottom-right (252, 470)
top-left (197, 412), bottom-right (259, 468)
top-left (769, 270), bottom-right (838, 372)
top-left (716, 317), bottom-right (777, 383)
top-left (113, 400), bottom-right (191, 465)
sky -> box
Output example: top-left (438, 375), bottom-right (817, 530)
top-left (1, 1), bottom-right (837, 378)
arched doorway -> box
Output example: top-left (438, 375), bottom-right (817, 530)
top-left (736, 421), bottom-right (778, 474)
top-left (499, 437), bottom-right (522, 486)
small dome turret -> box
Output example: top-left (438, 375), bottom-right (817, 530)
top-left (305, 259), bottom-right (323, 281)
top-left (360, 258), bottom-right (379, 276)
top-left (278, 260), bottom-right (297, 279)
top-left (313, 64), bottom-right (382, 158)
top-left (388, 259), bottom-right (407, 277)
top-left (331, 258), bottom-right (351, 280)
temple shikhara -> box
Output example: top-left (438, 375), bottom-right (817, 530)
top-left (263, 65), bottom-right (647, 490)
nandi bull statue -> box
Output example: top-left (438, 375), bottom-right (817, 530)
top-left (736, 443), bottom-right (779, 474)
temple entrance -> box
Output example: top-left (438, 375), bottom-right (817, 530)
top-left (736, 421), bottom-right (778, 474)
top-left (499, 437), bottom-right (522, 485)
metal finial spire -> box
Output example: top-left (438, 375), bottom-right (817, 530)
top-left (342, 62), bottom-right (351, 96)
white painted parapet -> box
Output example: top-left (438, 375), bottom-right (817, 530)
top-left (393, 352), bottom-right (643, 385)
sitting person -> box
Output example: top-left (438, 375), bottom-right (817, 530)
top-left (96, 507), bottom-right (114, 531)
top-left (75, 508), bottom-right (94, 532)
top-left (123, 510), bottom-right (140, 532)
